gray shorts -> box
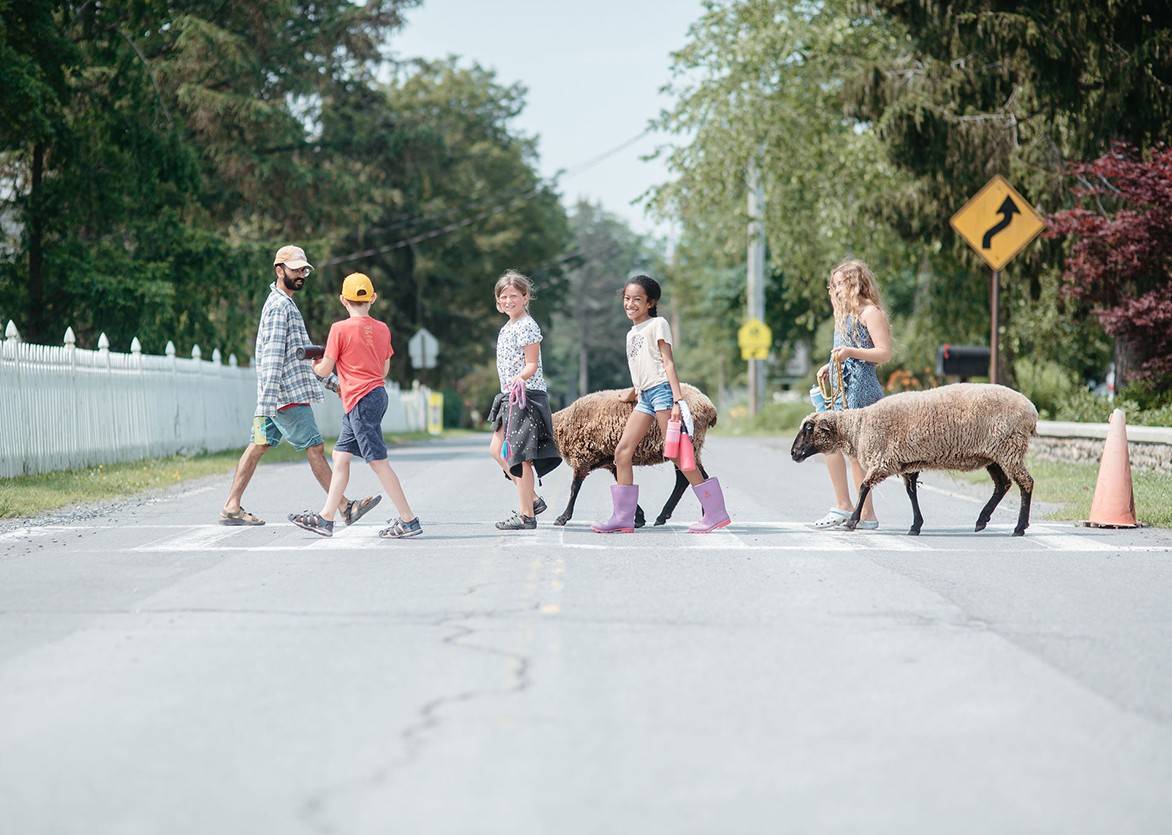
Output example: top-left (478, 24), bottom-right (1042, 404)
top-left (334, 386), bottom-right (388, 463)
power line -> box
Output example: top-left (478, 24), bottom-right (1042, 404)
top-left (318, 129), bottom-right (653, 268)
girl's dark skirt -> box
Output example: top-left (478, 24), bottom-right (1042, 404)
top-left (488, 389), bottom-right (562, 480)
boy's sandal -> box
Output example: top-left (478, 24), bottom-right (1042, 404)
top-left (220, 508), bottom-right (264, 526)
top-left (342, 495), bottom-right (382, 526)
top-left (533, 496), bottom-right (547, 516)
top-left (855, 520), bottom-right (879, 530)
top-left (289, 511), bottom-right (334, 537)
top-left (379, 517), bottom-right (423, 539)
top-left (812, 508), bottom-right (850, 529)
top-left (496, 512), bottom-right (536, 531)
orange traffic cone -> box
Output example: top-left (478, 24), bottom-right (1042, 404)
top-left (1084, 408), bottom-right (1141, 528)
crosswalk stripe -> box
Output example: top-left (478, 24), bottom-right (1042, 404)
top-left (4, 520), bottom-right (1165, 555)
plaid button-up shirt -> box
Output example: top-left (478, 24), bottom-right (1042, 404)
top-left (254, 282), bottom-right (339, 416)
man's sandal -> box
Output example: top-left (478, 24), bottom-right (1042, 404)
top-left (220, 508), bottom-right (264, 526)
top-left (289, 511), bottom-right (334, 537)
top-left (342, 496), bottom-right (382, 526)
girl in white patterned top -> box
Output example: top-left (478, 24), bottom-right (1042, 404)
top-left (488, 270), bottom-right (561, 530)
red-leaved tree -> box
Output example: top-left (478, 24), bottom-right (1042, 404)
top-left (1048, 144), bottom-right (1172, 390)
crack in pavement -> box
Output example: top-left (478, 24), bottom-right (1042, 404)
top-left (298, 590), bottom-right (547, 834)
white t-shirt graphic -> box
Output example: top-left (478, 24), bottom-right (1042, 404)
top-left (626, 316), bottom-right (673, 392)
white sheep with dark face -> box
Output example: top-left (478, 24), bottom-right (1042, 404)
top-left (790, 383), bottom-right (1039, 536)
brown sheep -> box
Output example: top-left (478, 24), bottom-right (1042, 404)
top-left (551, 384), bottom-right (718, 527)
top-left (790, 383), bottom-right (1038, 536)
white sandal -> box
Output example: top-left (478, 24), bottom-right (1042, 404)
top-left (813, 508), bottom-right (850, 529)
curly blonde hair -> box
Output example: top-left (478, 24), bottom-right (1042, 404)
top-left (494, 269), bottom-right (535, 313)
top-left (829, 258), bottom-right (885, 346)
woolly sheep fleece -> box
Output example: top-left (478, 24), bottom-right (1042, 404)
top-left (792, 384), bottom-right (1038, 477)
top-left (552, 383), bottom-right (717, 477)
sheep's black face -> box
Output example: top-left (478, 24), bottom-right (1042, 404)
top-left (791, 413), bottom-right (837, 462)
top-left (790, 416), bottom-right (820, 462)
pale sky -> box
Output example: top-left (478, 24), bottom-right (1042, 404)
top-left (386, 0), bottom-right (706, 240)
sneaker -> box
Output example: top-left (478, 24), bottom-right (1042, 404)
top-left (496, 512), bottom-right (536, 531)
top-left (533, 496), bottom-right (547, 515)
top-left (379, 517), bottom-right (423, 539)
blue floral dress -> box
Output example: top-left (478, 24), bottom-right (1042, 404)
top-left (829, 312), bottom-right (885, 410)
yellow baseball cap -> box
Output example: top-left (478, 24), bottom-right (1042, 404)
top-left (342, 272), bottom-right (375, 302)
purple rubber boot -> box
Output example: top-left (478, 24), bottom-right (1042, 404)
top-left (688, 478), bottom-right (731, 533)
top-left (591, 484), bottom-right (639, 533)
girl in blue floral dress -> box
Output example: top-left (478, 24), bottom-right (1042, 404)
top-left (812, 259), bottom-right (892, 530)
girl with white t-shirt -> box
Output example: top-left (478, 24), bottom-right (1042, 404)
top-left (591, 274), bottom-right (730, 534)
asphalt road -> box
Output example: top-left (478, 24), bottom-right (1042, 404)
top-left (2, 434), bottom-right (1170, 835)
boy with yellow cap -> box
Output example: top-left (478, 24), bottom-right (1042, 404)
top-left (289, 273), bottom-right (422, 539)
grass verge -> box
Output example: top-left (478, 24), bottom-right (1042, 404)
top-left (917, 456), bottom-right (1170, 527)
top-left (0, 430), bottom-right (478, 520)
top-left (715, 401), bottom-right (1170, 528)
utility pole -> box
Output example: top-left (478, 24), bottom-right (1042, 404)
top-left (746, 156), bottom-right (767, 414)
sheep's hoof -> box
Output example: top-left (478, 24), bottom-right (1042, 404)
top-left (653, 518), bottom-right (668, 526)
top-left (907, 528), bottom-right (920, 536)
top-left (841, 522), bottom-right (857, 532)
top-left (553, 516), bottom-right (569, 527)
top-left (1012, 528), bottom-right (1026, 537)
top-left (974, 521), bottom-right (988, 532)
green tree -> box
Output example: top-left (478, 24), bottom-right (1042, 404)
top-left (310, 59), bottom-right (572, 395)
top-left (543, 201), bottom-right (659, 400)
top-left (850, 0), bottom-right (1172, 384)
top-left (0, 0), bottom-right (418, 356)
top-left (649, 0), bottom-right (920, 393)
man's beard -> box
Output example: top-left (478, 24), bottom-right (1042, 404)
top-left (281, 272), bottom-right (304, 292)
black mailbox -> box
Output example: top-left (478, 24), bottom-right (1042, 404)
top-left (936, 344), bottom-right (990, 378)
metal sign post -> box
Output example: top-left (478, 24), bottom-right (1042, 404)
top-left (407, 327), bottom-right (439, 386)
top-left (950, 175), bottom-right (1046, 384)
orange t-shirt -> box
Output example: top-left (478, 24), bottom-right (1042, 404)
top-left (324, 316), bottom-right (393, 413)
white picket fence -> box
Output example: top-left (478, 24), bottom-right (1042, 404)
top-left (0, 322), bottom-right (431, 478)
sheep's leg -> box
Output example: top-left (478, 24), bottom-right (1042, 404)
top-left (554, 472), bottom-right (588, 526)
top-left (975, 463), bottom-right (1012, 532)
top-left (903, 472), bottom-right (923, 536)
top-left (655, 464), bottom-right (708, 526)
top-left (1007, 463), bottom-right (1034, 536)
top-left (655, 467), bottom-right (690, 526)
top-left (842, 482), bottom-right (872, 532)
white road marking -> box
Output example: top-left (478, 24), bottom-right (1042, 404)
top-left (5, 520), bottom-right (1165, 555)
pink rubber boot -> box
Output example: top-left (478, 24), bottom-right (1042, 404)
top-left (591, 484), bottom-right (639, 533)
top-left (688, 478), bottom-right (731, 533)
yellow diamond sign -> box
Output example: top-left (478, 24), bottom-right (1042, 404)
top-left (950, 175), bottom-right (1047, 271)
top-left (738, 317), bottom-right (771, 360)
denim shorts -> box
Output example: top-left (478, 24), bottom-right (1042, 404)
top-left (634, 381), bottom-right (675, 416)
top-left (334, 386), bottom-right (388, 463)
top-left (251, 405), bottom-right (324, 451)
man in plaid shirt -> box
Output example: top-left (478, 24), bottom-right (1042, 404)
top-left (218, 245), bottom-right (380, 526)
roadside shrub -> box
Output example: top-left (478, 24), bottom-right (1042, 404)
top-left (1014, 359), bottom-right (1080, 419)
top-left (720, 399), bottom-right (813, 434)
top-left (886, 366), bottom-right (943, 393)
top-left (1052, 385), bottom-right (1172, 427)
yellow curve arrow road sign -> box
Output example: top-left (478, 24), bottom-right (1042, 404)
top-left (950, 175), bottom-right (1047, 271)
